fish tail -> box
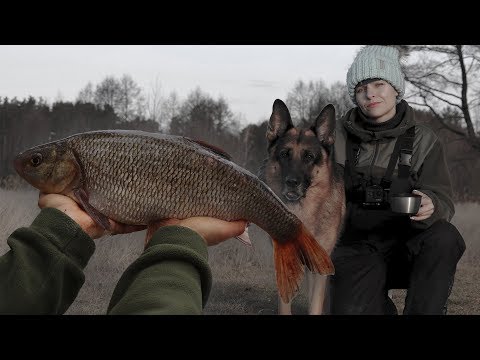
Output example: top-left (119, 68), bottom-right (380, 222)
top-left (273, 223), bottom-right (335, 303)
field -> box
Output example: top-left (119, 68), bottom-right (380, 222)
top-left (1, 188), bottom-right (478, 315)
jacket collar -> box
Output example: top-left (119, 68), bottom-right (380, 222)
top-left (342, 100), bottom-right (416, 142)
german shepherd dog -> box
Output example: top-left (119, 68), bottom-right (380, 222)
top-left (261, 99), bottom-right (346, 315)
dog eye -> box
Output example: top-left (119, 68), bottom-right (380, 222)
top-left (279, 150), bottom-right (289, 159)
top-left (304, 152), bottom-right (315, 162)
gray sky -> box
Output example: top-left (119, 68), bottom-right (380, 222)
top-left (0, 45), bottom-right (362, 126)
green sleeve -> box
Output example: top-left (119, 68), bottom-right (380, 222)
top-left (106, 226), bottom-right (212, 315)
top-left (413, 140), bottom-right (455, 229)
top-left (0, 208), bottom-right (95, 315)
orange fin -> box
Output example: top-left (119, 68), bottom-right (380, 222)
top-left (273, 223), bottom-right (334, 303)
top-left (188, 138), bottom-right (232, 161)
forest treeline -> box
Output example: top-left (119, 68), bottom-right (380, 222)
top-left (1, 70), bottom-right (479, 202)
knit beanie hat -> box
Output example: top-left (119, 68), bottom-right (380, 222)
top-left (346, 45), bottom-right (406, 105)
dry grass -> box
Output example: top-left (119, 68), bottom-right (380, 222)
top-left (390, 202), bottom-right (480, 315)
top-left (1, 189), bottom-right (478, 315)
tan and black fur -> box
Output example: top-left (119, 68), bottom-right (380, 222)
top-left (261, 99), bottom-right (346, 315)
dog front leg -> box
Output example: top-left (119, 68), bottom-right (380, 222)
top-left (306, 273), bottom-right (327, 315)
top-left (278, 295), bottom-right (293, 315)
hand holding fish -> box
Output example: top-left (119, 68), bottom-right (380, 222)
top-left (38, 193), bottom-right (147, 239)
top-left (38, 192), bottom-right (247, 245)
top-left (145, 217), bottom-right (247, 246)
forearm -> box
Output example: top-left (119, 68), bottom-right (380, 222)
top-left (413, 141), bottom-right (455, 229)
top-left (107, 226), bottom-right (212, 315)
top-left (0, 208), bottom-right (95, 314)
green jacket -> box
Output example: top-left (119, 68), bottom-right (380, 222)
top-left (334, 101), bottom-right (455, 229)
top-left (0, 207), bottom-right (212, 315)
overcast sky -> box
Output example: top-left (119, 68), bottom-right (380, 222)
top-left (0, 45), bottom-right (362, 126)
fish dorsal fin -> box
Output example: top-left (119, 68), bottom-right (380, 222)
top-left (188, 138), bottom-right (232, 161)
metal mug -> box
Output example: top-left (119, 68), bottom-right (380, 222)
top-left (390, 193), bottom-right (422, 214)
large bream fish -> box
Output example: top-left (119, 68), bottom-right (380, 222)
top-left (14, 130), bottom-right (334, 302)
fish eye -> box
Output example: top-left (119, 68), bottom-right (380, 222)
top-left (31, 153), bottom-right (43, 167)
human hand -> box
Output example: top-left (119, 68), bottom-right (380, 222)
top-left (410, 190), bottom-right (435, 221)
top-left (38, 192), bottom-right (146, 239)
top-left (146, 217), bottom-right (248, 246)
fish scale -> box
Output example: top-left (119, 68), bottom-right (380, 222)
top-left (14, 129), bottom-right (335, 303)
top-left (66, 132), bottom-right (275, 228)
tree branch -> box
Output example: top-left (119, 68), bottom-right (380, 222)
top-left (409, 81), bottom-right (463, 109)
top-left (409, 45), bottom-right (456, 55)
top-left (408, 78), bottom-right (461, 100)
top-left (423, 72), bottom-right (463, 86)
top-left (411, 98), bottom-right (467, 136)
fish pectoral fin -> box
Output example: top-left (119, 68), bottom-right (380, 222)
top-left (73, 188), bottom-right (111, 231)
top-left (235, 227), bottom-right (252, 247)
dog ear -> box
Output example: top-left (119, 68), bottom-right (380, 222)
top-left (314, 104), bottom-right (336, 145)
top-left (267, 99), bottom-right (293, 144)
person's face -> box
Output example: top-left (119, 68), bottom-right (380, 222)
top-left (355, 80), bottom-right (399, 123)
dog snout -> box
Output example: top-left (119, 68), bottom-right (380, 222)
top-left (285, 177), bottom-right (299, 188)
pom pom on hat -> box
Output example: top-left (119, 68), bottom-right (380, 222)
top-left (346, 45), bottom-right (408, 105)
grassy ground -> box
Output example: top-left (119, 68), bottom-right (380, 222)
top-left (204, 220), bottom-right (480, 315)
top-left (1, 188), bottom-right (478, 315)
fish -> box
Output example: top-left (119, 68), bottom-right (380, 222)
top-left (13, 130), bottom-right (334, 303)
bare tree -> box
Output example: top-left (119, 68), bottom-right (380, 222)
top-left (160, 91), bottom-right (180, 132)
top-left (170, 87), bottom-right (216, 137)
top-left (54, 91), bottom-right (64, 104)
top-left (239, 121), bottom-right (268, 173)
top-left (286, 80), bottom-right (329, 123)
top-left (327, 81), bottom-right (354, 119)
top-left (77, 82), bottom-right (95, 104)
top-left (404, 45), bottom-right (480, 150)
top-left (145, 75), bottom-right (163, 126)
top-left (94, 76), bottom-right (122, 111)
top-left (286, 79), bottom-right (354, 124)
top-left (168, 87), bottom-right (240, 156)
top-left (117, 74), bottom-right (145, 121)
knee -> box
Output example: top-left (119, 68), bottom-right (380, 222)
top-left (331, 250), bottom-right (387, 281)
top-left (425, 220), bottom-right (466, 258)
top-left (328, 252), bottom-right (388, 314)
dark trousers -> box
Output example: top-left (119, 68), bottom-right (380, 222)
top-left (326, 219), bottom-right (466, 315)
